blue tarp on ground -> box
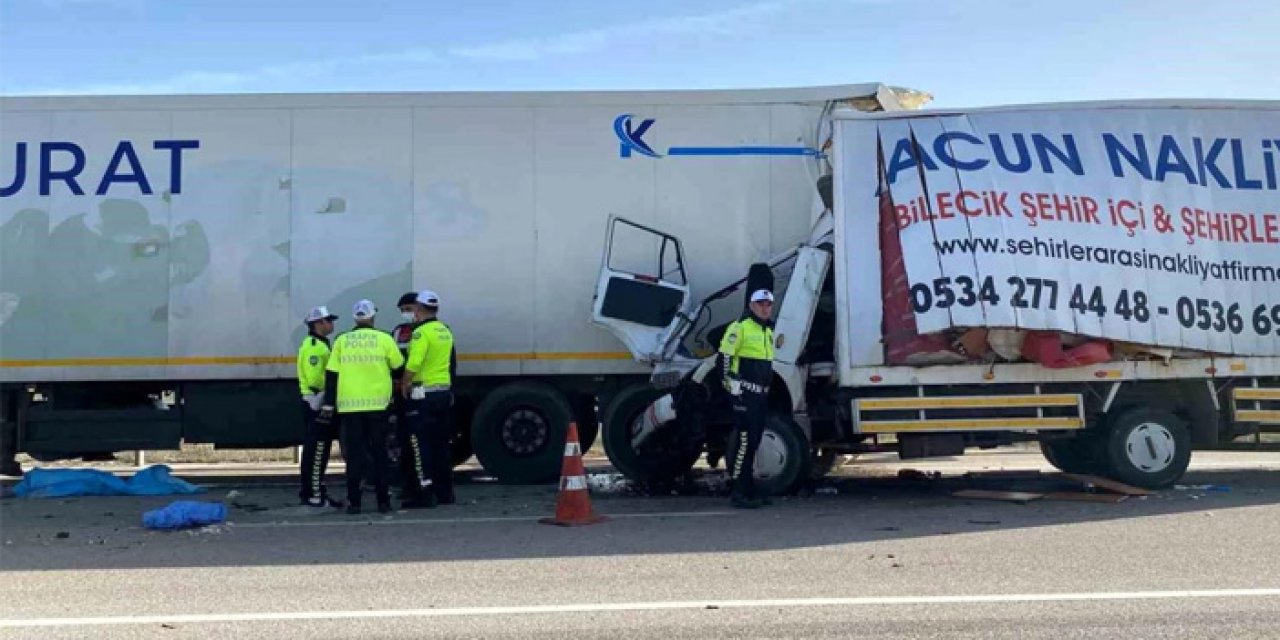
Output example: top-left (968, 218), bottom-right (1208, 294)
top-left (142, 500), bottom-right (227, 530)
top-left (11, 465), bottom-right (205, 498)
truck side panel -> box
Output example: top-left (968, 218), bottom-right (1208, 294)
top-left (2, 95), bottom-right (836, 383)
top-left (169, 109), bottom-right (291, 370)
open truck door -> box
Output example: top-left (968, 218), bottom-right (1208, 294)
top-left (591, 216), bottom-right (692, 364)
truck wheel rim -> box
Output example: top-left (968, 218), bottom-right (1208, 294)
top-left (753, 431), bottom-right (788, 480)
top-left (1124, 422), bottom-right (1175, 473)
top-left (501, 408), bottom-right (548, 456)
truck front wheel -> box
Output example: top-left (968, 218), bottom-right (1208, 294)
top-left (601, 384), bottom-right (701, 484)
top-left (1104, 407), bottom-right (1191, 489)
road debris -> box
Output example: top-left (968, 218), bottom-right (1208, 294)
top-left (1174, 484), bottom-right (1231, 493)
top-left (1060, 474), bottom-right (1152, 496)
top-left (185, 524), bottom-right (232, 536)
top-left (897, 469), bottom-right (941, 482)
top-left (1043, 492), bottom-right (1128, 503)
top-left (952, 490), bottom-right (1043, 503)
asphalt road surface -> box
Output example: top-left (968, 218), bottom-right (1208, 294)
top-left (2, 451), bottom-right (1280, 639)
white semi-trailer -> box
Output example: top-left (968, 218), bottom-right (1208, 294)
top-left (0, 84), bottom-right (923, 480)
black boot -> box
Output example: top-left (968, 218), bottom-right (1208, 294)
top-left (731, 493), bottom-right (762, 509)
top-left (731, 473), bottom-right (762, 509)
top-left (346, 503), bottom-right (361, 515)
top-left (402, 489), bottom-right (437, 509)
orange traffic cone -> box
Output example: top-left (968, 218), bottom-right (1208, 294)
top-left (539, 422), bottom-right (607, 527)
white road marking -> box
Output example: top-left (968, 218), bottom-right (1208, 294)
top-left (231, 510), bottom-right (735, 528)
top-left (4, 589), bottom-right (1280, 628)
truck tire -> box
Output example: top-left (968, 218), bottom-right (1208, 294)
top-left (602, 384), bottom-right (701, 484)
top-left (1103, 407), bottom-right (1191, 489)
top-left (470, 382), bottom-right (572, 484)
top-left (1039, 435), bottom-right (1106, 475)
top-left (726, 413), bottom-right (811, 496)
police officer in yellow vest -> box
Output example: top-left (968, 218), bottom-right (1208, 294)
top-left (318, 299), bottom-right (406, 514)
top-left (719, 289), bottom-right (776, 509)
top-left (397, 290), bottom-right (458, 509)
top-left (297, 305), bottom-right (343, 508)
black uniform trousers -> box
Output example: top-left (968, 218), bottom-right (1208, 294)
top-left (339, 411), bottom-right (391, 507)
top-left (391, 395), bottom-right (421, 499)
top-left (403, 390), bottom-right (455, 500)
top-left (299, 402), bottom-right (340, 503)
top-left (729, 389), bottom-right (767, 499)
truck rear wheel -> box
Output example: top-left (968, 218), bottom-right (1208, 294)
top-left (1039, 435), bottom-right (1106, 475)
top-left (602, 384), bottom-right (701, 484)
top-left (726, 413), bottom-right (811, 496)
top-left (470, 382), bottom-right (571, 484)
top-left (1104, 407), bottom-right (1191, 489)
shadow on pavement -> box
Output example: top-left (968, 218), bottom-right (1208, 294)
top-left (1, 465), bottom-right (1278, 572)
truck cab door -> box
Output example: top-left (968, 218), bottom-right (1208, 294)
top-left (591, 216), bottom-right (691, 363)
top-left (773, 246), bottom-right (832, 365)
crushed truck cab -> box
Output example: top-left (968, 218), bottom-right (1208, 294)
top-left (593, 99), bottom-right (1280, 493)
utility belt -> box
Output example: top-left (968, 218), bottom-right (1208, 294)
top-left (725, 379), bottom-right (769, 396)
top-left (408, 383), bottom-right (451, 401)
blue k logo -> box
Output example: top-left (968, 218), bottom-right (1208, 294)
top-left (614, 114), bottom-right (660, 158)
top-left (613, 113), bottom-right (822, 159)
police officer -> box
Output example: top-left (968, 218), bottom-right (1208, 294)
top-left (297, 305), bottom-right (343, 508)
top-left (318, 299), bottom-right (405, 514)
top-left (397, 290), bottom-right (457, 508)
top-left (389, 291), bottom-right (422, 502)
top-left (719, 289), bottom-right (776, 509)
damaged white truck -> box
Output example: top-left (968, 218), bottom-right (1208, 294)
top-left (593, 100), bottom-right (1280, 492)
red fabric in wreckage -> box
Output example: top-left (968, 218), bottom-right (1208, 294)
top-left (1020, 332), bottom-right (1112, 369)
top-left (878, 186), bottom-right (1110, 368)
top-left (879, 188), bottom-right (951, 365)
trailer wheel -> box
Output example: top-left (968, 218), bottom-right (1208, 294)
top-left (602, 384), bottom-right (701, 484)
top-left (1104, 407), bottom-right (1191, 489)
top-left (470, 382), bottom-right (572, 484)
top-left (1039, 435), bottom-right (1106, 475)
top-left (726, 413), bottom-right (811, 496)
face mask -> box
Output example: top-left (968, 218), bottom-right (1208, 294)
top-left (400, 312), bottom-right (415, 323)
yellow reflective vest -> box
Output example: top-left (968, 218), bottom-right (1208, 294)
top-left (325, 327), bottom-right (405, 413)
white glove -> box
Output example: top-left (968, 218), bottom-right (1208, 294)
top-left (303, 393), bottom-right (323, 411)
